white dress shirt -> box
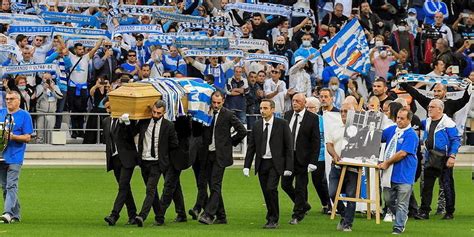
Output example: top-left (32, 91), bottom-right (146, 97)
top-left (208, 109), bottom-right (221, 152)
top-left (142, 118), bottom-right (162, 161)
top-left (262, 116), bottom-right (274, 159)
top-left (289, 109), bottom-right (305, 149)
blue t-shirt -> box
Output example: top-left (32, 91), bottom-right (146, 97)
top-left (0, 108), bottom-right (33, 164)
top-left (382, 126), bottom-right (419, 184)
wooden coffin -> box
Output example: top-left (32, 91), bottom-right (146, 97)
top-left (108, 83), bottom-right (161, 119)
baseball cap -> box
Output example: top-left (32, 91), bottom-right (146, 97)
top-left (408, 8), bottom-right (416, 15)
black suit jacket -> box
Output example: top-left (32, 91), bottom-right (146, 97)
top-left (203, 107), bottom-right (247, 168)
top-left (244, 117), bottom-right (294, 175)
top-left (135, 118), bottom-right (179, 172)
top-left (103, 117), bottom-right (139, 172)
top-left (284, 110), bottom-right (320, 166)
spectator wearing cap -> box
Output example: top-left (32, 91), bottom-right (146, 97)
top-left (392, 20), bottom-right (415, 58)
top-left (423, 0), bottom-right (448, 25)
top-left (406, 8), bottom-right (419, 38)
top-left (359, 1), bottom-right (384, 36)
top-left (131, 34), bottom-right (151, 67)
top-left (264, 67), bottom-right (287, 117)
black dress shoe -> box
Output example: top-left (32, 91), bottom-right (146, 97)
top-left (304, 203), bottom-right (312, 215)
top-left (135, 216), bottom-right (144, 227)
top-left (154, 220), bottom-right (164, 226)
top-left (214, 218), bottom-right (228, 224)
top-left (289, 218), bottom-right (298, 225)
top-left (442, 213), bottom-right (454, 220)
top-left (264, 222), bottom-right (278, 229)
top-left (198, 214), bottom-right (213, 225)
top-left (414, 212), bottom-right (429, 220)
top-left (104, 216), bottom-right (117, 226)
top-left (322, 206), bottom-right (330, 215)
top-left (188, 209), bottom-right (199, 220)
top-left (174, 216), bottom-right (187, 223)
top-left (126, 217), bottom-right (137, 225)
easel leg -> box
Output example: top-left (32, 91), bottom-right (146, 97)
top-left (331, 166), bottom-right (347, 220)
top-left (375, 168), bottom-right (381, 224)
top-left (366, 167), bottom-right (372, 220)
top-left (355, 167), bottom-right (362, 199)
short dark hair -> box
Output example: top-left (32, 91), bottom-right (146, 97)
top-left (74, 43), bottom-right (83, 48)
top-left (15, 34), bottom-right (27, 45)
top-left (398, 108), bottom-right (413, 121)
top-left (374, 78), bottom-right (387, 87)
top-left (389, 102), bottom-right (403, 121)
top-left (261, 99), bottom-right (275, 108)
top-left (142, 64), bottom-right (150, 69)
top-left (153, 100), bottom-right (166, 110)
top-left (211, 90), bottom-right (225, 99)
top-left (319, 88), bottom-right (333, 97)
top-left (128, 50), bottom-right (137, 55)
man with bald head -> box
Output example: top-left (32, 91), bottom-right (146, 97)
top-left (282, 93), bottom-right (320, 224)
top-left (416, 99), bottom-right (460, 220)
top-left (399, 80), bottom-right (472, 118)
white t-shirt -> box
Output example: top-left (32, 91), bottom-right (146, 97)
top-left (69, 53), bottom-right (91, 85)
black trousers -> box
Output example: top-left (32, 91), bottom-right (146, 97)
top-left (203, 151), bottom-right (226, 220)
top-left (67, 87), bottom-right (88, 133)
top-left (311, 160), bottom-right (330, 207)
top-left (258, 159), bottom-right (280, 224)
top-left (157, 166), bottom-right (186, 220)
top-left (110, 156), bottom-right (137, 220)
top-left (138, 160), bottom-right (163, 221)
top-left (192, 157), bottom-right (208, 212)
top-left (420, 166), bottom-right (456, 215)
top-left (281, 160), bottom-right (310, 220)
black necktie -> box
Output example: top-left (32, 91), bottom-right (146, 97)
top-left (261, 122), bottom-right (269, 154)
top-left (291, 113), bottom-right (299, 142)
top-left (210, 110), bottom-right (218, 140)
top-left (151, 119), bottom-right (158, 158)
top-left (111, 118), bottom-right (118, 154)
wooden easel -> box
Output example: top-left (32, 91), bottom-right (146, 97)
top-left (330, 161), bottom-right (381, 224)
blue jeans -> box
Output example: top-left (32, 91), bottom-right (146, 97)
top-left (385, 183), bottom-right (412, 232)
top-left (328, 165), bottom-right (358, 227)
top-left (0, 163), bottom-right (22, 219)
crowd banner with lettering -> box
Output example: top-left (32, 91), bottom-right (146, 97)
top-left (43, 0), bottom-right (105, 7)
top-left (0, 63), bottom-right (59, 75)
top-left (53, 26), bottom-right (110, 39)
top-left (7, 25), bottom-right (54, 36)
top-left (398, 74), bottom-right (469, 88)
top-left (178, 22), bottom-right (242, 36)
top-left (113, 25), bottom-right (163, 35)
top-left (113, 5), bottom-right (177, 16)
top-left (175, 36), bottom-right (229, 49)
top-left (0, 13), bottom-right (45, 25)
top-left (40, 11), bottom-right (101, 28)
top-left (245, 53), bottom-right (289, 70)
top-left (153, 10), bottom-right (205, 24)
top-left (183, 49), bottom-right (245, 58)
top-left (229, 38), bottom-right (269, 53)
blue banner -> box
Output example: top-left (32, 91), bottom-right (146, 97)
top-left (175, 36), bottom-right (229, 49)
top-left (40, 11), bottom-right (100, 28)
top-left (53, 26), bottom-right (110, 39)
top-left (8, 25), bottom-right (54, 36)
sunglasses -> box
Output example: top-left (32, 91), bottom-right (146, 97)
top-left (271, 71), bottom-right (280, 74)
top-left (128, 55), bottom-right (136, 57)
top-left (136, 38), bottom-right (144, 41)
top-left (104, 45), bottom-right (112, 48)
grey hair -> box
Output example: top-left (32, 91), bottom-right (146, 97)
top-left (6, 90), bottom-right (21, 99)
top-left (153, 100), bottom-right (167, 110)
top-left (431, 99), bottom-right (444, 111)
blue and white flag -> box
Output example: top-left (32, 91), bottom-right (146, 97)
top-left (0, 13), bottom-right (45, 25)
top-left (144, 35), bottom-right (176, 47)
top-left (184, 49), bottom-right (245, 58)
top-left (175, 36), bottom-right (229, 49)
top-left (114, 5), bottom-right (176, 16)
top-left (40, 11), bottom-right (100, 28)
top-left (153, 10), bottom-right (205, 24)
top-left (53, 26), bottom-right (110, 39)
top-left (114, 24), bottom-right (163, 35)
top-left (8, 25), bottom-right (54, 36)
top-left (177, 78), bottom-right (215, 126)
top-left (320, 19), bottom-right (370, 80)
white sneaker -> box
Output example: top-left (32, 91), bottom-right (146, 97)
top-left (0, 213), bottom-right (12, 224)
top-left (383, 213), bottom-right (393, 223)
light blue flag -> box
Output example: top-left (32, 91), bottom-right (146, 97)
top-left (320, 19), bottom-right (370, 80)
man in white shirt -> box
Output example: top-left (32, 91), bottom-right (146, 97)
top-left (32, 36), bottom-right (53, 63)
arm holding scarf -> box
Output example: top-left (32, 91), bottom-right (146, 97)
top-left (378, 150), bottom-right (408, 170)
top-left (88, 38), bottom-right (103, 59)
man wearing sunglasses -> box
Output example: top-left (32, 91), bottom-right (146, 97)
top-left (131, 34), bottom-right (151, 67)
top-left (93, 40), bottom-right (119, 84)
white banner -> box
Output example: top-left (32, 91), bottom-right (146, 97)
top-left (184, 49), bottom-right (245, 58)
top-left (229, 38), bottom-right (269, 53)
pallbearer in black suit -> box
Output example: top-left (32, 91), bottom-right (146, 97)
top-left (243, 99), bottom-right (294, 229)
top-left (134, 100), bottom-right (179, 227)
top-left (198, 91), bottom-right (247, 225)
top-left (103, 98), bottom-right (139, 226)
top-left (282, 93), bottom-right (320, 224)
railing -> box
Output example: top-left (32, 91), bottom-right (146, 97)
top-left (30, 112), bottom-right (109, 145)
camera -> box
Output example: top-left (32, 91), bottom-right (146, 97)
top-left (421, 24), bottom-right (444, 41)
top-left (46, 79), bottom-right (51, 84)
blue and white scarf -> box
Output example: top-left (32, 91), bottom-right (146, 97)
top-left (114, 24), bottom-right (163, 35)
top-left (184, 49), bottom-right (245, 58)
top-left (0, 63), bottom-right (59, 76)
top-left (175, 36), bottom-right (229, 49)
top-left (43, 0), bottom-right (103, 8)
top-left (178, 22), bottom-right (242, 36)
top-left (8, 25), bottom-right (54, 36)
top-left (0, 44), bottom-right (16, 54)
top-left (111, 5), bottom-right (176, 17)
top-left (245, 53), bottom-right (289, 71)
top-left (229, 38), bottom-right (269, 53)
top-left (398, 73), bottom-right (469, 88)
top-left (40, 11), bottom-right (100, 28)
top-left (209, 16), bottom-right (230, 24)
top-left (153, 10), bottom-right (205, 24)
top-left (224, 2), bottom-right (291, 17)
top-left (0, 13), bottom-right (45, 25)
top-left (53, 26), bottom-right (110, 39)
